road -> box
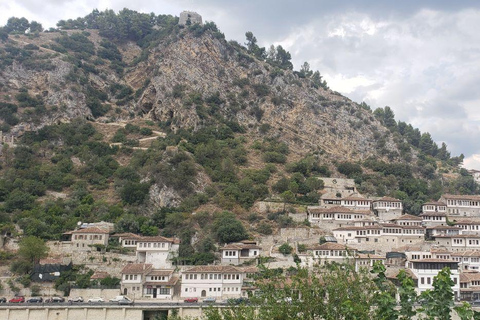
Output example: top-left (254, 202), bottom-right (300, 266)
top-left (0, 301), bottom-right (228, 308)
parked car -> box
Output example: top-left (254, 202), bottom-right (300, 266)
top-left (9, 296), bottom-right (25, 303)
top-left (203, 297), bottom-right (216, 303)
top-left (46, 296), bottom-right (65, 303)
top-left (87, 297), bottom-right (105, 303)
top-left (109, 295), bottom-right (128, 302)
top-left (184, 297), bottom-right (198, 303)
top-left (0, 297), bottom-right (6, 303)
top-left (68, 296), bottom-right (84, 303)
top-left (26, 297), bottom-right (43, 303)
top-left (117, 297), bottom-right (134, 305)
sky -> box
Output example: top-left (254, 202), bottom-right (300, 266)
top-left (2, 1), bottom-right (480, 169)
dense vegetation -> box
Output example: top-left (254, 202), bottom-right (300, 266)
top-left (200, 262), bottom-right (476, 320)
top-left (0, 8), bottom-right (475, 266)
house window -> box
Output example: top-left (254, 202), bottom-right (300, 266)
top-left (159, 288), bottom-right (169, 295)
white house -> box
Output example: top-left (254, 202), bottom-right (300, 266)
top-left (112, 232), bottom-right (141, 248)
top-left (68, 227), bottom-right (109, 251)
top-left (120, 263), bottom-right (152, 297)
top-left (407, 258), bottom-right (460, 299)
top-left (390, 214), bottom-right (423, 226)
top-left (454, 219), bottom-right (480, 234)
top-left (372, 197), bottom-right (403, 221)
top-left (433, 234), bottom-right (480, 251)
top-left (219, 241), bottom-right (261, 265)
top-left (180, 266), bottom-right (249, 299)
top-left (420, 212), bottom-right (447, 228)
top-left (307, 206), bottom-right (374, 231)
top-left (422, 201), bottom-right (447, 214)
top-left (440, 194), bottom-right (480, 217)
top-left (143, 269), bottom-right (179, 300)
top-left (136, 236), bottom-right (180, 268)
top-left (460, 271), bottom-right (480, 301)
top-left (451, 251), bottom-right (480, 271)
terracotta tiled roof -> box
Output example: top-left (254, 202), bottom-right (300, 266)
top-left (454, 219), bottom-right (480, 225)
top-left (431, 225), bottom-right (462, 230)
top-left (311, 242), bottom-right (353, 251)
top-left (71, 227), bottom-right (109, 234)
top-left (386, 269), bottom-right (417, 280)
top-left (381, 224), bottom-right (425, 229)
top-left (357, 253), bottom-right (385, 259)
top-left (184, 265), bottom-right (243, 273)
top-left (112, 232), bottom-right (141, 238)
top-left (90, 271), bottom-right (109, 279)
top-left (145, 276), bottom-right (179, 286)
top-left (373, 197), bottom-right (401, 202)
top-left (392, 214), bottom-right (422, 221)
top-left (442, 194), bottom-right (480, 200)
top-left (220, 243), bottom-right (261, 250)
top-left (147, 269), bottom-right (174, 276)
top-left (419, 212), bottom-right (447, 217)
top-left (342, 196), bottom-right (371, 201)
top-left (137, 236), bottom-right (177, 243)
top-left (410, 258), bottom-right (457, 263)
top-left (460, 272), bottom-right (480, 283)
top-left (423, 201), bottom-right (446, 206)
top-left (451, 250), bottom-right (480, 257)
top-left (334, 226), bottom-right (382, 231)
top-left (121, 263), bottom-right (153, 274)
top-left (307, 206), bottom-right (353, 214)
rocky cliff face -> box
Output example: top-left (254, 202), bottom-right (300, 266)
top-left (0, 27), bottom-right (400, 163)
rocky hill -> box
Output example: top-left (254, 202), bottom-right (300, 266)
top-left (0, 10), bottom-right (474, 256)
top-left (1, 19), bottom-right (399, 162)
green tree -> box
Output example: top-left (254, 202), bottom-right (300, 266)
top-left (278, 243), bottom-right (293, 255)
top-left (5, 17), bottom-right (30, 33)
top-left (212, 212), bottom-right (248, 244)
top-left (420, 267), bottom-right (455, 320)
top-left (18, 236), bottom-right (49, 266)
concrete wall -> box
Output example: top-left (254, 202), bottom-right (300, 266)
top-left (0, 307), bottom-right (142, 320)
top-left (0, 306), bottom-right (209, 320)
top-left (69, 288), bottom-right (120, 301)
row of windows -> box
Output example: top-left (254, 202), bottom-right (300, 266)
top-left (74, 235), bottom-right (103, 240)
top-left (146, 287), bottom-right (170, 295)
top-left (184, 273), bottom-right (241, 280)
top-left (423, 205), bottom-right (446, 211)
top-left (412, 254), bottom-right (432, 260)
top-left (421, 276), bottom-right (457, 285)
top-left (453, 257), bottom-right (480, 263)
top-left (314, 250), bottom-right (347, 257)
top-left (459, 225), bottom-right (480, 230)
top-left (423, 216), bottom-right (445, 220)
top-left (184, 287), bottom-right (240, 293)
top-left (343, 201), bottom-right (370, 206)
top-left (373, 202), bottom-right (401, 208)
top-left (149, 276), bottom-right (166, 281)
top-left (224, 251), bottom-right (237, 257)
top-left (124, 240), bottom-right (137, 245)
top-left (398, 222), bottom-right (422, 226)
top-left (125, 274), bottom-right (138, 280)
top-left (138, 242), bottom-right (167, 248)
top-left (446, 200), bottom-right (480, 207)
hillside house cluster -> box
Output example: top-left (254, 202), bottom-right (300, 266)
top-left (115, 236), bottom-right (262, 300)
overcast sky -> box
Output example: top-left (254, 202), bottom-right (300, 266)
top-left (2, 1), bottom-right (480, 169)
